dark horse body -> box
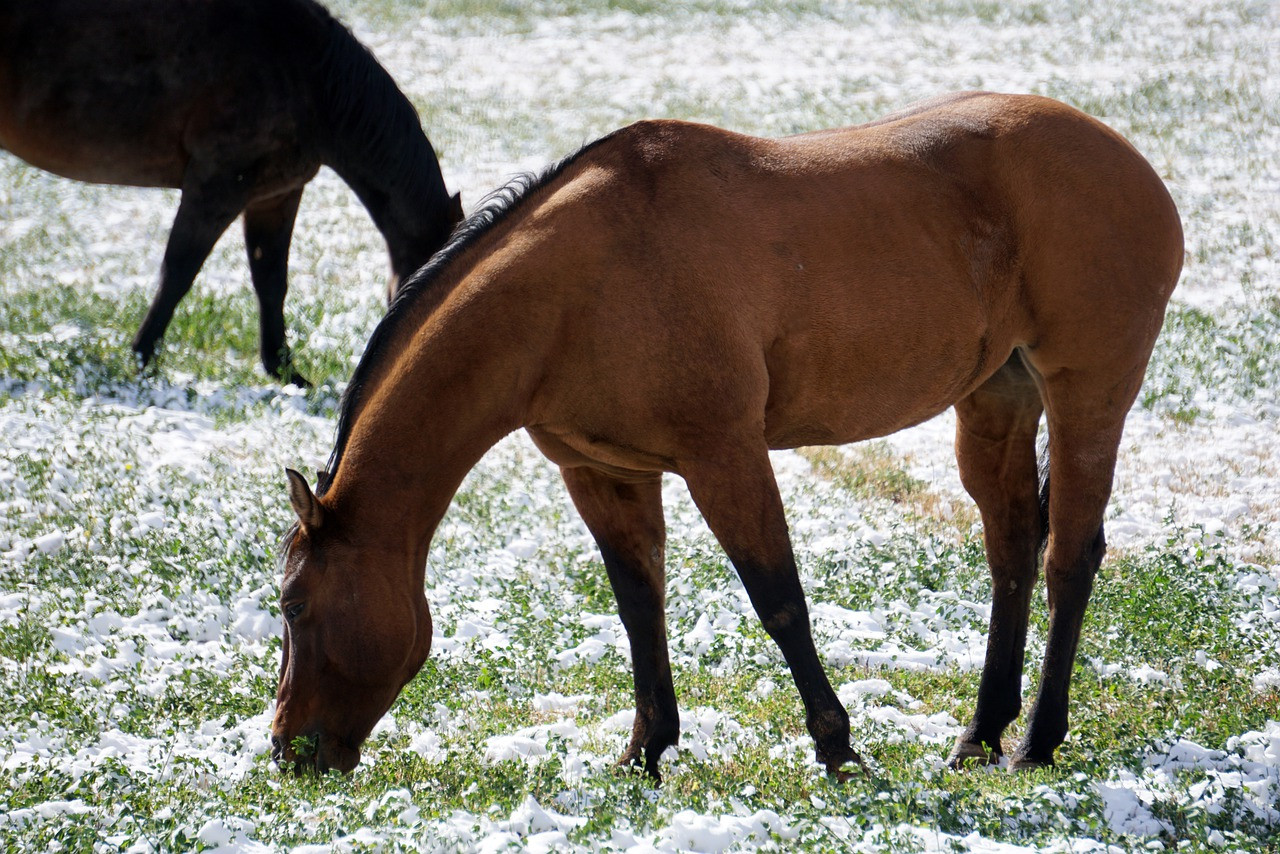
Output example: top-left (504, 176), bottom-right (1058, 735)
top-left (272, 93), bottom-right (1182, 778)
top-left (0, 0), bottom-right (461, 384)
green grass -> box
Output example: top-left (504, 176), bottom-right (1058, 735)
top-left (2, 0), bottom-right (1279, 849)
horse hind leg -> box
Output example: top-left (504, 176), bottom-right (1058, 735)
top-left (244, 187), bottom-right (307, 386)
top-left (1009, 356), bottom-right (1147, 770)
top-left (947, 352), bottom-right (1046, 768)
top-left (560, 466), bottom-right (678, 781)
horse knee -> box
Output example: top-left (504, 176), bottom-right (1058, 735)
top-left (759, 600), bottom-right (807, 639)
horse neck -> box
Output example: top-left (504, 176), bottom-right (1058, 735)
top-left (317, 27), bottom-right (453, 276)
top-left (324, 285), bottom-right (533, 566)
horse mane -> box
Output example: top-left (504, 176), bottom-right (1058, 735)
top-left (315, 130), bottom-right (624, 497)
top-left (315, 11), bottom-right (443, 194)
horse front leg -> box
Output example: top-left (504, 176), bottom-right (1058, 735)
top-left (560, 466), bottom-right (678, 781)
top-left (132, 176), bottom-right (244, 370)
top-left (244, 187), bottom-right (307, 386)
top-left (680, 444), bottom-right (862, 780)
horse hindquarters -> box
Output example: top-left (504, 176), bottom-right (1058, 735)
top-left (991, 109), bottom-right (1182, 768)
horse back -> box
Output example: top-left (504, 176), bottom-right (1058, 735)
top-left (0, 0), bottom-right (334, 187)
top-left (524, 95), bottom-right (1181, 451)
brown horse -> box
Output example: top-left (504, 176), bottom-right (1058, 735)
top-left (0, 0), bottom-right (463, 385)
top-left (272, 92), bottom-right (1182, 778)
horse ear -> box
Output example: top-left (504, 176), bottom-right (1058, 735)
top-left (285, 468), bottom-right (324, 532)
top-left (448, 192), bottom-right (463, 225)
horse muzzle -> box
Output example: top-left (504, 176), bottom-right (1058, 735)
top-left (270, 730), bottom-right (361, 775)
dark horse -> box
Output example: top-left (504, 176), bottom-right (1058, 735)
top-left (272, 93), bottom-right (1182, 778)
top-left (0, 0), bottom-right (463, 385)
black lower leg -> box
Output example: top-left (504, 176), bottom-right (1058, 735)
top-left (741, 564), bottom-right (857, 774)
top-left (952, 567), bottom-right (1036, 764)
top-left (560, 467), bottom-right (676, 780)
top-left (244, 189), bottom-right (306, 385)
top-left (602, 544), bottom-right (679, 777)
top-left (1014, 526), bottom-right (1103, 767)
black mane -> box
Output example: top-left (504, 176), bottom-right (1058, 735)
top-left (315, 130), bottom-right (622, 496)
top-left (316, 11), bottom-right (445, 199)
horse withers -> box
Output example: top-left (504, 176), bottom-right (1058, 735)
top-left (272, 92), bottom-right (1183, 778)
top-left (0, 0), bottom-right (463, 385)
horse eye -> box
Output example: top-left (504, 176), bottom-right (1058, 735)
top-left (284, 602), bottom-right (305, 621)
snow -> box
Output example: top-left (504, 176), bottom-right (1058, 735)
top-left (2, 0), bottom-right (1279, 849)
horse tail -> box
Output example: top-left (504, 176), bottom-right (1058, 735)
top-left (1037, 439), bottom-right (1051, 557)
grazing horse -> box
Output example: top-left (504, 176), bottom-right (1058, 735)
top-left (272, 92), bottom-right (1182, 778)
top-left (0, 0), bottom-right (463, 385)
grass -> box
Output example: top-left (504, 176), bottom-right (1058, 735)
top-left (2, 0), bottom-right (1279, 850)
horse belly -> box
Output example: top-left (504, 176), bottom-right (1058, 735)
top-left (0, 81), bottom-right (191, 187)
top-left (761, 294), bottom-right (1008, 449)
top-left (0, 132), bottom-right (186, 188)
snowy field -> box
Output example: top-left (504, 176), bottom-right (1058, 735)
top-left (2, 0), bottom-right (1279, 850)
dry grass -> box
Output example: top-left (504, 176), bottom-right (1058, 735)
top-left (797, 444), bottom-right (980, 535)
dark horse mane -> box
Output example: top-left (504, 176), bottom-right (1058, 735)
top-left (314, 129), bottom-right (625, 498)
top-left (313, 5), bottom-right (439, 188)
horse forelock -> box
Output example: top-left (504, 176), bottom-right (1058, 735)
top-left (277, 521), bottom-right (302, 573)
top-left (318, 130), bottom-right (626, 495)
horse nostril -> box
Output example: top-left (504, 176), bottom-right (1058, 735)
top-left (270, 735), bottom-right (284, 762)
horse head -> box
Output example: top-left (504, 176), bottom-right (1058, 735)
top-left (270, 469), bottom-right (432, 774)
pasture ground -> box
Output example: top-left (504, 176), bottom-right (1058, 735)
top-left (1, 0), bottom-right (1278, 850)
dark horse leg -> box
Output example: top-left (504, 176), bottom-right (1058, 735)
top-left (681, 444), bottom-right (861, 779)
top-left (1009, 365), bottom-right (1130, 770)
top-left (132, 174), bottom-right (245, 369)
top-left (947, 353), bottom-right (1045, 767)
top-left (244, 188), bottom-right (308, 386)
top-left (561, 466), bottom-right (678, 781)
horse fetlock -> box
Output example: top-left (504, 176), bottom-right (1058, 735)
top-left (642, 751), bottom-right (665, 783)
top-left (807, 703), bottom-right (851, 741)
top-left (643, 723), bottom-right (679, 775)
top-left (810, 705), bottom-right (856, 769)
top-left (613, 743), bottom-right (663, 783)
top-left (615, 745), bottom-right (643, 769)
top-left (266, 350), bottom-right (311, 389)
top-left (1009, 725), bottom-right (1061, 771)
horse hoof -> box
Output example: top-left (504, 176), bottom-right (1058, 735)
top-left (825, 751), bottom-right (869, 782)
top-left (1007, 753), bottom-right (1052, 773)
top-left (613, 752), bottom-right (661, 784)
top-left (947, 740), bottom-right (1001, 769)
top-left (271, 366), bottom-right (311, 389)
top-left (132, 345), bottom-right (155, 372)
